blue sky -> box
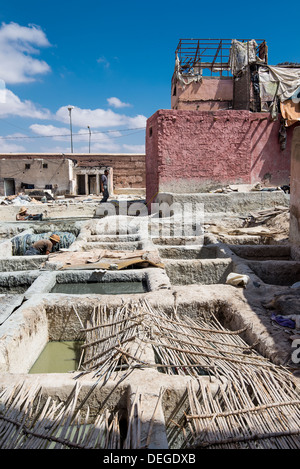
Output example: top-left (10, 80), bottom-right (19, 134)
top-left (0, 0), bottom-right (299, 154)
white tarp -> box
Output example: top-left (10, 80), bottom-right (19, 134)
top-left (258, 65), bottom-right (300, 123)
top-left (259, 66), bottom-right (300, 102)
top-left (229, 39), bottom-right (258, 75)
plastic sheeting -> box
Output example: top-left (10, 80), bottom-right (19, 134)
top-left (12, 231), bottom-right (76, 256)
top-left (229, 39), bottom-right (259, 76)
top-left (259, 66), bottom-right (300, 102)
top-left (173, 53), bottom-right (202, 89)
top-left (258, 66), bottom-right (300, 125)
top-left (280, 99), bottom-right (300, 127)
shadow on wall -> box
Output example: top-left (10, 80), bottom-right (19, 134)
top-left (251, 118), bottom-right (297, 185)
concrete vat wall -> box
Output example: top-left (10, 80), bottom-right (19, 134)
top-left (290, 127), bottom-right (300, 246)
top-left (146, 109), bottom-right (294, 202)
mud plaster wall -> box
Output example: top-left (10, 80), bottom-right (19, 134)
top-left (290, 127), bottom-right (300, 246)
top-left (146, 110), bottom-right (293, 202)
top-left (0, 153), bottom-right (146, 191)
top-left (75, 154), bottom-right (145, 189)
top-left (0, 158), bottom-right (73, 195)
top-left (171, 77), bottom-right (233, 111)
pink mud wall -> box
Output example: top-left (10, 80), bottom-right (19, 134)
top-left (146, 109), bottom-right (295, 203)
top-left (290, 127), bottom-right (300, 246)
top-left (250, 113), bottom-right (295, 185)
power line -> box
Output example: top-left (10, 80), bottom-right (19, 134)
top-left (0, 126), bottom-right (146, 140)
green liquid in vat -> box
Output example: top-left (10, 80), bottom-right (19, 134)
top-left (29, 341), bottom-right (83, 374)
top-left (51, 281), bottom-right (147, 295)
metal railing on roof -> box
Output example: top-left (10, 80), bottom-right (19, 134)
top-left (175, 38), bottom-right (267, 76)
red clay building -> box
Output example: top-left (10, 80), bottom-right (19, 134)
top-left (146, 39), bottom-right (300, 204)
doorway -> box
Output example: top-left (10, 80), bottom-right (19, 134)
top-left (88, 175), bottom-right (97, 194)
top-left (4, 178), bottom-right (15, 196)
top-left (76, 174), bottom-right (86, 195)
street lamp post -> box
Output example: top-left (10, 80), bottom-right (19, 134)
top-left (87, 125), bottom-right (91, 153)
top-left (68, 106), bottom-right (74, 153)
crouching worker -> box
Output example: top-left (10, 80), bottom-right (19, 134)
top-left (25, 234), bottom-right (60, 256)
top-left (16, 207), bottom-right (43, 221)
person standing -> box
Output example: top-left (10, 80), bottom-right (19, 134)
top-left (100, 169), bottom-right (109, 203)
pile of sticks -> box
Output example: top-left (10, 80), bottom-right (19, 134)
top-left (0, 382), bottom-right (121, 449)
top-left (78, 299), bottom-right (275, 382)
top-left (0, 380), bottom-right (163, 449)
top-left (144, 303), bottom-right (274, 379)
top-left (246, 205), bottom-right (289, 227)
top-left (77, 299), bottom-right (300, 450)
top-left (178, 370), bottom-right (300, 449)
top-left (78, 302), bottom-right (149, 382)
top-left (2, 300), bottom-right (300, 449)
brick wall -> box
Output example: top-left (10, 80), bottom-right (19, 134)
top-left (75, 154), bottom-right (145, 188)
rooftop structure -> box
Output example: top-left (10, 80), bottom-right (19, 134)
top-left (175, 38), bottom-right (268, 77)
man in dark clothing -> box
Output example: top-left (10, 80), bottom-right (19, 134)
top-left (100, 169), bottom-right (109, 203)
top-left (25, 234), bottom-right (60, 256)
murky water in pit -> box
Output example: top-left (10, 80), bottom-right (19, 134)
top-left (29, 341), bottom-right (83, 374)
top-left (51, 281), bottom-right (147, 295)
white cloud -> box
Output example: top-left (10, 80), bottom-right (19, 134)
top-left (30, 124), bottom-right (69, 140)
top-left (97, 56), bottom-right (110, 68)
top-left (126, 115), bottom-right (147, 128)
top-left (55, 105), bottom-right (147, 129)
top-left (107, 97), bottom-right (131, 109)
top-left (0, 22), bottom-right (51, 84)
top-left (122, 144), bottom-right (145, 153)
top-left (0, 142), bottom-right (26, 152)
top-left (0, 133), bottom-right (26, 152)
top-left (38, 144), bottom-right (72, 154)
top-left (90, 141), bottom-right (122, 152)
top-left (29, 124), bottom-right (123, 152)
top-left (0, 89), bottom-right (51, 119)
top-left (37, 141), bottom-right (122, 154)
